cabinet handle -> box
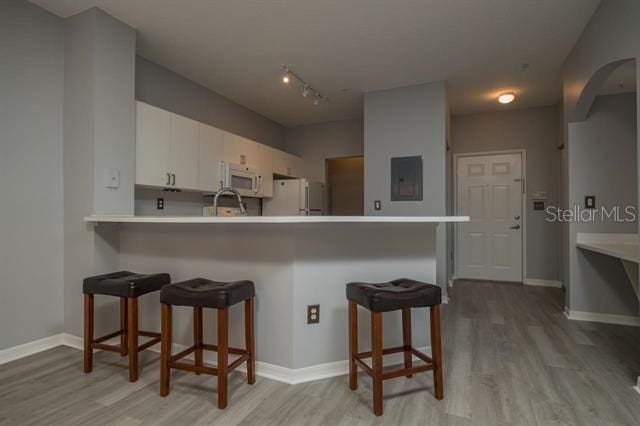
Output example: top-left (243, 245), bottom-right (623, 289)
top-left (166, 173), bottom-right (171, 186)
top-left (171, 173), bottom-right (176, 186)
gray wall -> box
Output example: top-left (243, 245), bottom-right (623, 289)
top-left (568, 93), bottom-right (638, 316)
top-left (363, 81), bottom-right (448, 292)
top-left (136, 56), bottom-right (286, 150)
top-left (562, 0), bottom-right (640, 315)
top-left (0, 0), bottom-right (64, 350)
top-left (285, 119), bottom-right (364, 183)
top-left (63, 8), bottom-right (136, 337)
top-left (451, 105), bottom-right (561, 282)
top-left (363, 82), bottom-right (447, 217)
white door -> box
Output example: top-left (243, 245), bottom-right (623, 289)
top-left (136, 102), bottom-right (171, 187)
top-left (456, 153), bottom-right (523, 282)
top-left (197, 123), bottom-right (223, 193)
top-left (169, 113), bottom-right (199, 190)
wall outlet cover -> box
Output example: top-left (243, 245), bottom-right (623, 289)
top-left (585, 195), bottom-right (596, 209)
top-left (105, 168), bottom-right (120, 189)
top-left (374, 200), bottom-right (381, 211)
top-left (307, 305), bottom-right (319, 324)
top-left (157, 198), bottom-right (164, 210)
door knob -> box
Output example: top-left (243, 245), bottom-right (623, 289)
top-left (510, 224), bottom-right (521, 230)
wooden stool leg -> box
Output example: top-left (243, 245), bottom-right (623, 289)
top-left (245, 298), bottom-right (255, 385)
top-left (194, 307), bottom-right (203, 375)
top-left (430, 304), bottom-right (444, 400)
top-left (120, 297), bottom-right (128, 356)
top-left (127, 297), bottom-right (139, 382)
top-left (217, 308), bottom-right (229, 409)
top-left (160, 303), bottom-right (172, 397)
top-left (402, 308), bottom-right (413, 378)
top-left (371, 311), bottom-right (383, 416)
top-left (348, 302), bottom-right (358, 390)
top-left (83, 294), bottom-right (94, 373)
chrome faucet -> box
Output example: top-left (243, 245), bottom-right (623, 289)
top-left (212, 187), bottom-right (247, 216)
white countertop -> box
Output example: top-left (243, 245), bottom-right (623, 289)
top-left (576, 232), bottom-right (639, 263)
top-left (84, 215), bottom-right (469, 224)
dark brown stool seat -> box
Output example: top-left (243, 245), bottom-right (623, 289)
top-left (159, 278), bottom-right (256, 409)
top-left (346, 278), bottom-right (441, 312)
top-left (160, 278), bottom-right (254, 308)
top-left (83, 271), bottom-right (171, 298)
top-left (346, 278), bottom-right (444, 416)
top-left (83, 271), bottom-right (171, 382)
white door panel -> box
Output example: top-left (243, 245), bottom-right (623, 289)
top-left (457, 153), bottom-right (523, 282)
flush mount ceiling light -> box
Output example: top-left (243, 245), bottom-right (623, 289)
top-left (280, 64), bottom-right (328, 105)
top-left (498, 92), bottom-right (515, 104)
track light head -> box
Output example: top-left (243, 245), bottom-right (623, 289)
top-left (313, 97), bottom-right (320, 106)
top-left (302, 85), bottom-right (309, 98)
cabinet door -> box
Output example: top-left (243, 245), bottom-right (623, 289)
top-left (243, 138), bottom-right (260, 168)
top-left (222, 131), bottom-right (246, 165)
top-left (198, 124), bottom-right (223, 192)
top-left (257, 145), bottom-right (274, 197)
top-left (136, 102), bottom-right (171, 187)
top-left (170, 113), bottom-right (199, 190)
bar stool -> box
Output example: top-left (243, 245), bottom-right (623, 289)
top-left (346, 278), bottom-right (443, 416)
top-left (159, 278), bottom-right (255, 409)
top-left (83, 271), bottom-right (171, 382)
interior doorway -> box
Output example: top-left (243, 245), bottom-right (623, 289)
top-left (325, 156), bottom-right (364, 216)
top-left (455, 151), bottom-right (525, 282)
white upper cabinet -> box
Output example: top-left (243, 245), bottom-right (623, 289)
top-left (136, 101), bottom-right (305, 196)
top-left (136, 102), bottom-right (171, 187)
top-left (257, 145), bottom-right (274, 197)
top-left (197, 123), bottom-right (223, 192)
top-left (272, 149), bottom-right (303, 178)
top-left (169, 113), bottom-right (199, 190)
top-left (222, 131), bottom-right (258, 168)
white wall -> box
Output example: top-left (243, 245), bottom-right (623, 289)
top-left (285, 119), bottom-right (364, 183)
top-left (451, 105), bottom-right (561, 282)
top-left (568, 93), bottom-right (638, 316)
top-left (0, 0), bottom-right (65, 350)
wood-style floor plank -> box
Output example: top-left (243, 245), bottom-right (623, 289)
top-left (1, 280), bottom-right (639, 425)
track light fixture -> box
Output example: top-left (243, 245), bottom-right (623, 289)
top-left (280, 64), bottom-right (328, 105)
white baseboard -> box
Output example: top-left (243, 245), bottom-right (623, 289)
top-left (523, 278), bottom-right (563, 288)
top-left (0, 333), bottom-right (431, 385)
top-left (0, 334), bottom-right (68, 365)
top-left (564, 306), bottom-right (640, 327)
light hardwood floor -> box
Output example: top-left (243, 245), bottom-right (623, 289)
top-left (1, 280), bottom-right (640, 425)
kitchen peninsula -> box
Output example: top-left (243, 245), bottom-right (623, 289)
top-left (84, 214), bottom-right (467, 384)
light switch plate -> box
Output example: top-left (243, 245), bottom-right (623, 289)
top-left (105, 168), bottom-right (120, 189)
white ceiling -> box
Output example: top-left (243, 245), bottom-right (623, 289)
top-left (32, 0), bottom-right (600, 127)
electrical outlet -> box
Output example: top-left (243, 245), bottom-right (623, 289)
top-left (374, 200), bottom-right (381, 211)
top-left (157, 198), bottom-right (164, 210)
top-left (585, 195), bottom-right (595, 209)
top-left (307, 305), bottom-right (319, 324)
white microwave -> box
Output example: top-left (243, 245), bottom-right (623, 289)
top-left (222, 161), bottom-right (259, 197)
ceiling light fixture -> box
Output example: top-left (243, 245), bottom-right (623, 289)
top-left (280, 64), bottom-right (328, 105)
top-left (498, 92), bottom-right (515, 104)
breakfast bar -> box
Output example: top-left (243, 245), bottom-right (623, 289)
top-left (84, 215), bottom-right (467, 384)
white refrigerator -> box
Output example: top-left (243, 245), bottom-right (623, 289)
top-left (263, 179), bottom-right (325, 216)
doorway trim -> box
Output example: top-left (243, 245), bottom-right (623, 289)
top-left (453, 149), bottom-right (527, 282)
